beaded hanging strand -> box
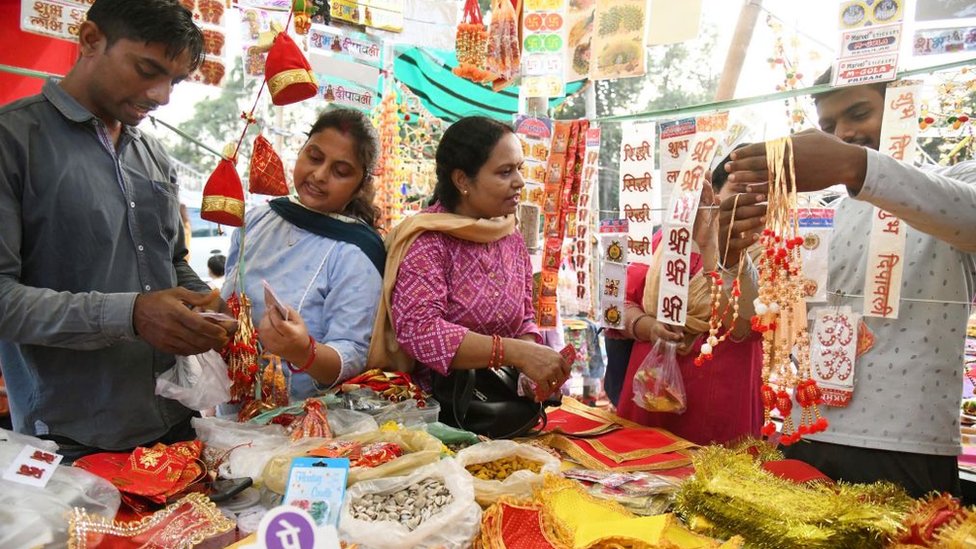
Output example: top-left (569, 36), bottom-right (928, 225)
top-left (695, 194), bottom-right (746, 366)
top-left (753, 137), bottom-right (827, 445)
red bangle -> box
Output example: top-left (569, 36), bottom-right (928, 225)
top-left (488, 335), bottom-right (504, 369)
top-left (287, 335), bottom-right (316, 373)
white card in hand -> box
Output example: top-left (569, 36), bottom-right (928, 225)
top-left (197, 311), bottom-right (237, 323)
top-left (262, 279), bottom-right (289, 321)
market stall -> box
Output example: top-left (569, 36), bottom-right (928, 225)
top-left (1, 0), bottom-right (976, 547)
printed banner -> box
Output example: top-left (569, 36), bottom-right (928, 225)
top-left (797, 208), bottom-right (835, 303)
top-left (20, 0), bottom-right (87, 42)
top-left (522, 0), bottom-right (568, 98)
top-left (239, 7), bottom-right (291, 78)
top-left (863, 80), bottom-right (921, 319)
top-left (318, 78), bottom-right (378, 109)
top-left (810, 307), bottom-right (859, 407)
top-left (565, 0), bottom-right (596, 82)
top-left (537, 120), bottom-right (588, 328)
top-left (573, 128), bottom-right (601, 319)
top-left (309, 24), bottom-right (383, 66)
top-left (839, 24), bottom-right (902, 57)
top-left (658, 118), bottom-right (697, 219)
top-left (331, 0), bottom-right (405, 32)
top-left (839, 0), bottom-right (904, 29)
top-left (656, 113), bottom-right (726, 327)
top-left (835, 1), bottom-right (902, 88)
top-left (914, 26), bottom-right (976, 56)
top-left (618, 120), bottom-right (658, 266)
top-left (598, 220), bottom-right (629, 330)
top-left (591, 0), bottom-right (647, 80)
top-left (514, 116), bottom-right (554, 208)
top-left (834, 53), bottom-right (899, 86)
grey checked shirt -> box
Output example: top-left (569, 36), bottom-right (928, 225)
top-left (0, 81), bottom-right (209, 450)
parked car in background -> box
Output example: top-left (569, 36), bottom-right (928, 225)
top-left (180, 190), bottom-right (232, 283)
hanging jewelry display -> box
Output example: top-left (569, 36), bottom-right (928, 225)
top-left (751, 137), bottom-right (827, 445)
top-left (453, 0), bottom-right (495, 83)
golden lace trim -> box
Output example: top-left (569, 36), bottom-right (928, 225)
top-left (268, 68), bottom-right (317, 96)
top-left (67, 492), bottom-right (234, 549)
top-left (586, 437), bottom-right (697, 464)
top-left (202, 195), bottom-right (244, 219)
top-left (539, 433), bottom-right (693, 472)
top-left (556, 397), bottom-right (646, 429)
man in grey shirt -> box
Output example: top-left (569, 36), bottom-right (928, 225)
top-left (0, 0), bottom-right (232, 461)
top-left (721, 70), bottom-right (976, 497)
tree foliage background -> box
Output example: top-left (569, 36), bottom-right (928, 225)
top-left (557, 29), bottom-right (720, 219)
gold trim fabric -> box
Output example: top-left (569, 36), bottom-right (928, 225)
top-left (67, 492), bottom-right (235, 549)
top-left (202, 195), bottom-right (245, 220)
top-left (268, 68), bottom-right (317, 97)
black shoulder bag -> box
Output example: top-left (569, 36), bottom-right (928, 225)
top-left (432, 366), bottom-right (547, 439)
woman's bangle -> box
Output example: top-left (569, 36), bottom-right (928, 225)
top-left (287, 335), bottom-right (316, 373)
top-left (487, 334), bottom-right (504, 369)
top-left (631, 314), bottom-right (653, 341)
top-left (628, 313), bottom-right (647, 337)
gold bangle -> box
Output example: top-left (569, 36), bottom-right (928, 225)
top-left (631, 314), bottom-right (652, 341)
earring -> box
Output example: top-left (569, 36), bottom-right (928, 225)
top-left (462, 190), bottom-right (469, 195)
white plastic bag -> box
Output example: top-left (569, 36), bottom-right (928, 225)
top-left (454, 440), bottom-right (561, 506)
top-left (339, 460), bottom-right (481, 549)
top-left (155, 350), bottom-right (232, 410)
top-left (0, 430), bottom-right (120, 548)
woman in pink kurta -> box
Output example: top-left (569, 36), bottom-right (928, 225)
top-left (615, 152), bottom-right (763, 446)
top-left (384, 116), bottom-right (568, 396)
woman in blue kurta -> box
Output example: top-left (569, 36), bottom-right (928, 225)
top-left (222, 108), bottom-right (385, 400)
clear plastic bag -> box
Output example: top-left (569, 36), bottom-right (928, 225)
top-left (0, 430), bottom-right (120, 548)
top-left (261, 428), bottom-right (444, 495)
top-left (155, 350), bottom-right (232, 411)
top-left (631, 340), bottom-right (686, 414)
top-left (454, 440), bottom-right (561, 506)
top-left (339, 460), bottom-right (481, 549)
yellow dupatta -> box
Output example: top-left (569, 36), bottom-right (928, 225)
top-left (366, 211), bottom-right (516, 372)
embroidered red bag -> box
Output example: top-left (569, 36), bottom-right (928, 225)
top-left (249, 134), bottom-right (288, 196)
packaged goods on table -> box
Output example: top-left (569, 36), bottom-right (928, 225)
top-left (455, 440), bottom-right (561, 506)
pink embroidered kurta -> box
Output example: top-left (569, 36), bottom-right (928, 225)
top-left (616, 234), bottom-right (763, 446)
top-left (390, 205), bottom-right (541, 390)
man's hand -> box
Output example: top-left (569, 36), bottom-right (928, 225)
top-left (133, 288), bottom-right (231, 355)
top-left (726, 129), bottom-right (868, 194)
top-left (718, 191), bottom-right (766, 267)
top-left (191, 290), bottom-right (236, 335)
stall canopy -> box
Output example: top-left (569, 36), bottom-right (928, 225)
top-left (394, 46), bottom-right (584, 123)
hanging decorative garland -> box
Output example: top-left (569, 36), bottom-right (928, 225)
top-left (372, 89), bottom-right (405, 233)
top-left (453, 0), bottom-right (495, 83)
top-left (485, 0), bottom-right (521, 82)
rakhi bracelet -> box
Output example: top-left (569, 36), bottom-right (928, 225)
top-left (287, 335), bottom-right (316, 373)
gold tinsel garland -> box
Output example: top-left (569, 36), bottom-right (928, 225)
top-left (673, 446), bottom-right (913, 548)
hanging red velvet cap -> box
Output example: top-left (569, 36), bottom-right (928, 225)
top-left (201, 158), bottom-right (245, 227)
top-left (264, 31), bottom-right (317, 106)
top-left (249, 134), bottom-right (288, 196)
